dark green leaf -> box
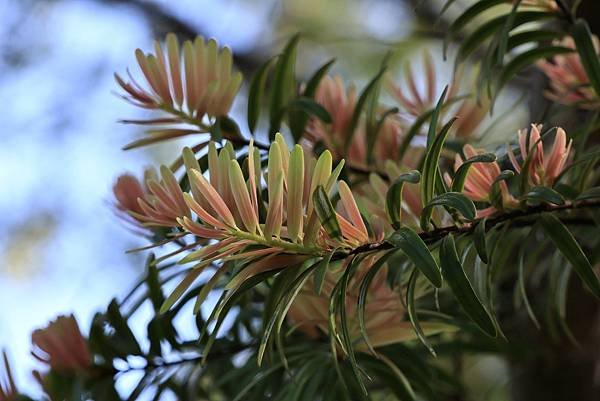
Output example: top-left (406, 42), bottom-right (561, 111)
top-left (344, 67), bottom-right (386, 152)
top-left (304, 58), bottom-right (336, 97)
top-left (367, 107), bottom-right (399, 164)
top-left (357, 250), bottom-right (396, 354)
top-left (440, 235), bottom-right (497, 337)
top-left (555, 149), bottom-right (600, 181)
top-left (445, 0), bottom-right (505, 58)
top-left (554, 183), bottom-right (579, 199)
top-left (287, 96), bottom-right (332, 123)
top-left (385, 170), bottom-right (421, 229)
top-left (496, 0), bottom-right (522, 64)
top-left (201, 270), bottom-right (283, 361)
top-left (213, 115), bottom-right (242, 143)
top-left (517, 242), bottom-right (541, 329)
top-left (420, 115), bottom-right (457, 223)
top-left (572, 19), bottom-right (600, 100)
top-left (439, 0), bottom-right (459, 19)
top-left (90, 377), bottom-right (121, 401)
top-left (478, 29), bottom-right (564, 98)
top-left (261, 264), bottom-right (302, 334)
top-left (506, 29), bottom-right (564, 49)
top-left (338, 257), bottom-right (369, 396)
top-left (258, 259), bottom-right (320, 366)
top-left (269, 34), bottom-right (300, 139)
top-left (539, 213), bottom-right (600, 298)
top-left (358, 355), bottom-right (416, 401)
top-left (474, 217), bottom-right (489, 264)
top-left (107, 299), bottom-right (143, 355)
top-left (420, 192), bottom-right (476, 231)
top-left (456, 11), bottom-right (554, 65)
top-left (146, 260), bottom-right (165, 312)
top-left (388, 227), bottom-right (442, 288)
top-left (247, 58), bottom-right (273, 133)
top-left (314, 251), bottom-right (334, 295)
top-left (451, 153), bottom-right (496, 193)
top-left (426, 86), bottom-right (449, 146)
top-left (313, 185), bottom-right (342, 239)
top-left (491, 170), bottom-right (514, 209)
top-left (521, 186), bottom-right (565, 205)
top-left (576, 186), bottom-right (600, 200)
top-left (495, 46), bottom-right (572, 100)
top-left (231, 361), bottom-right (288, 401)
top-left (288, 58), bottom-right (336, 141)
top-left (397, 95), bottom-right (467, 160)
top-left (364, 53), bottom-right (391, 163)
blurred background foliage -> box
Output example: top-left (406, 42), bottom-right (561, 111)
top-left (1, 0), bottom-right (599, 399)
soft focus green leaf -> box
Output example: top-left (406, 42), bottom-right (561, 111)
top-left (445, 0), bottom-right (505, 58)
top-left (556, 149), bottom-right (600, 181)
top-left (426, 86), bottom-right (448, 146)
top-left (344, 67), bottom-right (386, 152)
top-left (398, 95), bottom-right (467, 160)
top-left (247, 58), bottom-right (273, 133)
top-left (572, 19), bottom-right (600, 100)
top-left (506, 29), bottom-right (564, 49)
top-left (367, 107), bottom-right (399, 164)
top-left (539, 213), bottom-right (600, 298)
top-left (496, 46), bottom-right (572, 101)
top-left (517, 241), bottom-right (541, 329)
top-left (288, 58), bottom-right (335, 141)
top-left (456, 11), bottom-right (554, 65)
top-left (269, 34), bottom-right (299, 139)
top-left (496, 0), bottom-right (522, 64)
top-left (287, 96), bottom-right (332, 123)
top-left (439, 0), bottom-right (459, 19)
top-left (440, 235), bottom-right (497, 337)
top-left (201, 270), bottom-right (282, 361)
top-left (304, 58), bottom-right (336, 97)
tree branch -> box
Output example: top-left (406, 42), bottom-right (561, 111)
top-left (346, 199), bottom-right (600, 258)
top-left (102, 0), bottom-right (263, 74)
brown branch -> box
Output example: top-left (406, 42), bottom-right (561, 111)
top-left (345, 199), bottom-right (600, 258)
top-left (117, 342), bottom-right (256, 374)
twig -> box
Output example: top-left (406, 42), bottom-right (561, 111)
top-left (346, 199), bottom-right (600, 258)
top-left (117, 343), bottom-right (255, 374)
